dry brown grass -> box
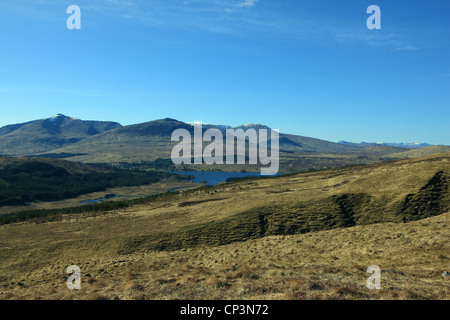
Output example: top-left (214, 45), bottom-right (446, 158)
top-left (1, 212), bottom-right (448, 300)
top-left (0, 154), bottom-right (449, 300)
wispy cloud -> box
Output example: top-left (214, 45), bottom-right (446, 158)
top-left (394, 45), bottom-right (418, 51)
top-left (334, 31), bottom-right (419, 52)
top-left (0, 0), bottom-right (419, 51)
top-left (237, 0), bottom-right (259, 7)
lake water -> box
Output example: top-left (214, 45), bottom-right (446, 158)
top-left (80, 171), bottom-right (283, 205)
top-left (170, 171), bottom-right (283, 186)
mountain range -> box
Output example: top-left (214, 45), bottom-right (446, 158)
top-left (1, 114), bottom-right (449, 173)
top-left (338, 141), bottom-right (432, 149)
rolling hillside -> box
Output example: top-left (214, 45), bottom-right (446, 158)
top-left (388, 145), bottom-right (450, 159)
top-left (0, 153), bottom-right (448, 299)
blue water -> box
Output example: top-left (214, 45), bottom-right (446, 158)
top-left (79, 196), bottom-right (117, 205)
top-left (170, 171), bottom-right (283, 186)
top-left (79, 171), bottom-right (282, 205)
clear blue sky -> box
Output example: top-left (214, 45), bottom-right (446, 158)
top-left (0, 0), bottom-right (449, 144)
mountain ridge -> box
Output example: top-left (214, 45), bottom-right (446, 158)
top-left (1, 115), bottom-right (449, 173)
top-left (338, 140), bottom-right (433, 149)
top-left (0, 114), bottom-right (122, 156)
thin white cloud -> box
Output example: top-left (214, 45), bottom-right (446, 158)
top-left (394, 45), bottom-right (418, 51)
top-left (237, 0), bottom-right (259, 7)
top-left (335, 31), bottom-right (419, 52)
top-left (0, 0), bottom-right (421, 51)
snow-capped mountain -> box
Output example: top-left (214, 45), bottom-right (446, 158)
top-left (338, 141), bottom-right (433, 149)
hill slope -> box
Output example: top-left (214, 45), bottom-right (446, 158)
top-left (388, 145), bottom-right (450, 159)
top-left (0, 153), bottom-right (448, 300)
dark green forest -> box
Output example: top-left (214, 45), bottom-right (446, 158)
top-left (0, 161), bottom-right (170, 207)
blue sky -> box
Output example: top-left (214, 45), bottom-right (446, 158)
top-left (0, 0), bottom-right (449, 144)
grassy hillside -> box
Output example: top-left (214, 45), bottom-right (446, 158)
top-left (0, 153), bottom-right (448, 300)
top-left (351, 145), bottom-right (409, 156)
top-left (2, 213), bottom-right (447, 300)
top-left (388, 145), bottom-right (450, 159)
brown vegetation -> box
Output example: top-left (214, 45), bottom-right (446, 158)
top-left (0, 153), bottom-right (449, 300)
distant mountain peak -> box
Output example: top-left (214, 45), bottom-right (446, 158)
top-left (240, 123), bottom-right (264, 127)
top-left (161, 118), bottom-right (181, 122)
top-left (338, 140), bottom-right (433, 149)
top-left (47, 114), bottom-right (79, 121)
top-left (0, 115), bottom-right (122, 156)
top-left (235, 123), bottom-right (272, 130)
